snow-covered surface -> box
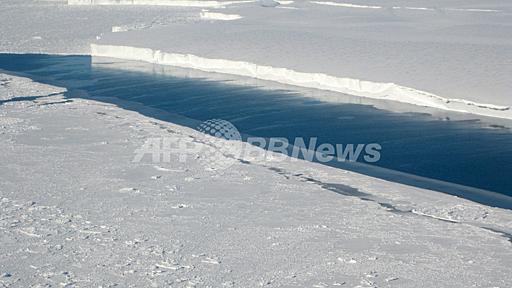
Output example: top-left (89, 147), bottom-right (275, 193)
top-left (0, 0), bottom-right (201, 54)
top-left (1, 73), bottom-right (512, 287)
top-left (1, 1), bottom-right (512, 286)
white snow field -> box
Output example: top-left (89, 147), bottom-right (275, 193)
top-left (1, 73), bottom-right (512, 287)
top-left (1, 0), bottom-right (512, 287)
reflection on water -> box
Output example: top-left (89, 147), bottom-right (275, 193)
top-left (0, 54), bottom-right (511, 207)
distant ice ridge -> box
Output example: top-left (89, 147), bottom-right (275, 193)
top-left (311, 1), bottom-right (502, 13)
top-left (68, 0), bottom-right (255, 8)
top-left (259, 0), bottom-right (280, 7)
top-left (91, 44), bottom-right (511, 119)
top-left (391, 7), bottom-right (501, 12)
top-left (111, 26), bottom-right (128, 33)
top-left (446, 8), bottom-right (500, 13)
top-left (200, 11), bottom-right (243, 21)
top-left (392, 6), bottom-right (435, 11)
top-left (310, 1), bottom-right (382, 9)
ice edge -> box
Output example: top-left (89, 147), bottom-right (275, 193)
top-left (91, 44), bottom-right (511, 119)
top-left (68, 0), bottom-right (255, 8)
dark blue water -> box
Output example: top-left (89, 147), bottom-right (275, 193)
top-left (1, 54), bottom-right (511, 207)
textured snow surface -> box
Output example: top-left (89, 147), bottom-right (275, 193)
top-left (1, 73), bottom-right (512, 287)
top-left (1, 1), bottom-right (512, 286)
top-left (1, 1), bottom-right (512, 284)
